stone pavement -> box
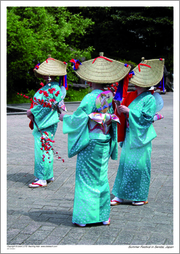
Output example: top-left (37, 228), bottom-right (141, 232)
top-left (4, 92), bottom-right (177, 252)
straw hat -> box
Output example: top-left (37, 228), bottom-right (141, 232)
top-left (74, 52), bottom-right (131, 84)
top-left (129, 57), bottom-right (165, 88)
top-left (34, 55), bottom-right (67, 78)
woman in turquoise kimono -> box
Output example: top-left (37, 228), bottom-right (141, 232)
top-left (111, 57), bottom-right (165, 206)
top-left (59, 53), bottom-right (131, 226)
top-left (27, 56), bottom-right (67, 188)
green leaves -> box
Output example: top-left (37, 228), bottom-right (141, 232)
top-left (7, 7), bottom-right (94, 97)
top-left (7, 6), bottom-right (173, 103)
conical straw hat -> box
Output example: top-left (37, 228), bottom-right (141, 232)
top-left (34, 55), bottom-right (67, 77)
top-left (129, 57), bottom-right (165, 87)
top-left (75, 52), bottom-right (131, 84)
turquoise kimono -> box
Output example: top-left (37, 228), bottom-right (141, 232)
top-left (31, 82), bottom-right (63, 180)
top-left (63, 89), bottom-right (118, 225)
top-left (112, 91), bottom-right (157, 201)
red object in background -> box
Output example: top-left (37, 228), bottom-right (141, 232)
top-left (113, 91), bottom-right (137, 142)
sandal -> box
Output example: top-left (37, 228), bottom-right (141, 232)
top-left (29, 180), bottom-right (47, 188)
top-left (110, 197), bottom-right (124, 206)
top-left (34, 177), bottom-right (54, 183)
top-left (132, 201), bottom-right (148, 206)
top-left (47, 177), bottom-right (54, 183)
top-left (73, 223), bottom-right (86, 227)
top-left (102, 218), bottom-right (110, 225)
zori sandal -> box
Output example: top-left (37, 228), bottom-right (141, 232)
top-left (47, 177), bottom-right (54, 183)
top-left (73, 223), bottom-right (86, 227)
top-left (29, 180), bottom-right (47, 188)
top-left (102, 218), bottom-right (110, 225)
top-left (132, 201), bottom-right (148, 206)
top-left (34, 177), bottom-right (54, 183)
top-left (110, 197), bottom-right (124, 206)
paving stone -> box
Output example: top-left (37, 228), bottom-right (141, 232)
top-left (40, 235), bottom-right (62, 245)
top-left (26, 230), bottom-right (51, 241)
top-left (94, 229), bottom-right (119, 245)
top-left (9, 223), bottom-right (29, 231)
top-left (154, 223), bottom-right (173, 234)
top-left (8, 233), bottom-right (30, 245)
top-left (146, 232), bottom-right (168, 245)
top-left (7, 229), bottom-right (21, 244)
top-left (95, 235), bottom-right (117, 245)
top-left (59, 230), bottom-right (86, 245)
top-left (20, 223), bottom-right (41, 235)
top-left (21, 240), bottom-right (43, 245)
top-left (151, 214), bottom-right (173, 225)
top-left (113, 230), bottom-right (135, 245)
top-left (132, 233), bottom-right (151, 242)
top-left (50, 225), bottom-right (72, 237)
top-left (38, 225), bottom-right (56, 231)
top-left (77, 238), bottom-right (97, 245)
top-left (164, 237), bottom-right (174, 245)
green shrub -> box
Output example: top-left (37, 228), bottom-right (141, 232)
top-left (7, 87), bottom-right (91, 104)
top-left (8, 89), bottom-right (35, 104)
top-left (65, 87), bottom-right (91, 101)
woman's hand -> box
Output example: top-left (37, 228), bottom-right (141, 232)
top-left (59, 113), bottom-right (65, 121)
top-left (117, 105), bottom-right (130, 114)
top-left (27, 109), bottom-right (34, 121)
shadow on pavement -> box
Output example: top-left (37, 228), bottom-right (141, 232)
top-left (7, 172), bottom-right (35, 184)
top-left (27, 210), bottom-right (73, 227)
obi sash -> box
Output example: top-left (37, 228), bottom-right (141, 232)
top-left (88, 112), bottom-right (120, 135)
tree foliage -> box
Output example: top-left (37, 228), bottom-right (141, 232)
top-left (7, 7), bottom-right (94, 98)
top-left (7, 6), bottom-right (173, 102)
top-left (67, 7), bottom-right (173, 72)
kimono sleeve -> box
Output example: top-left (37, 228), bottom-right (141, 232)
top-left (63, 93), bottom-right (96, 158)
top-left (109, 122), bottom-right (118, 160)
top-left (31, 84), bottom-right (62, 129)
top-left (129, 95), bottom-right (157, 148)
top-left (31, 105), bottom-right (59, 130)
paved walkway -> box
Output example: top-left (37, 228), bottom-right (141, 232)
top-left (4, 92), bottom-right (177, 252)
